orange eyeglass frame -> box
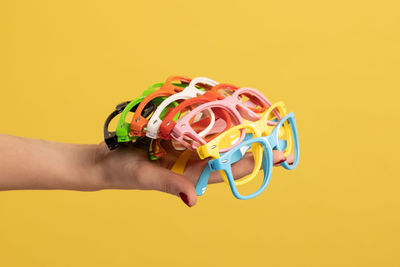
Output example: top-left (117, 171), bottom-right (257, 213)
top-left (129, 76), bottom-right (192, 137)
top-left (158, 83), bottom-right (240, 140)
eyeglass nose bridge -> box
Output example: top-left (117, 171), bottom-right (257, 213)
top-left (263, 133), bottom-right (278, 150)
top-left (236, 103), bottom-right (260, 121)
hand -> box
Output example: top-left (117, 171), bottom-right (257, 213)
top-left (0, 134), bottom-right (294, 207)
top-left (93, 139), bottom-right (294, 207)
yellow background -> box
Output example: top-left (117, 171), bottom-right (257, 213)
top-left (1, 0), bottom-right (399, 266)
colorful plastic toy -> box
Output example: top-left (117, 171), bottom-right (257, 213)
top-left (158, 83), bottom-right (240, 140)
top-left (115, 82), bottom-right (184, 144)
top-left (146, 77), bottom-right (219, 139)
top-left (196, 102), bottom-right (287, 184)
top-left (103, 76), bottom-right (300, 200)
top-left (104, 100), bottom-right (155, 150)
top-left (196, 110), bottom-right (299, 199)
top-left (129, 76), bottom-right (191, 137)
top-left (171, 87), bottom-right (279, 151)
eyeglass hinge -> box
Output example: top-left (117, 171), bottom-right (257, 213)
top-left (208, 161), bottom-right (217, 172)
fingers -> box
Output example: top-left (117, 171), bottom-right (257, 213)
top-left (272, 151), bottom-right (295, 166)
top-left (286, 153), bottom-right (295, 165)
top-left (137, 163), bottom-right (197, 207)
top-left (207, 153), bottom-right (255, 184)
top-left (206, 150), bottom-right (291, 184)
top-left (273, 150), bottom-right (287, 166)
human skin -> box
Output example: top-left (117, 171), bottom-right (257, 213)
top-left (0, 134), bottom-right (293, 207)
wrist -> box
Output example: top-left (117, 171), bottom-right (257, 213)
top-left (88, 141), bottom-right (123, 191)
top-left (53, 142), bottom-right (108, 191)
top-left (79, 142), bottom-right (110, 191)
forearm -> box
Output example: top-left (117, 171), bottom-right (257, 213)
top-left (0, 134), bottom-right (102, 191)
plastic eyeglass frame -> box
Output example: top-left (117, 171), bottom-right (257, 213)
top-left (116, 82), bottom-right (186, 143)
top-left (114, 82), bottom-right (186, 161)
top-left (104, 100), bottom-right (156, 150)
top-left (195, 133), bottom-right (287, 198)
top-left (145, 77), bottom-right (219, 139)
top-left (158, 83), bottom-right (240, 140)
top-left (197, 101), bottom-right (289, 160)
top-left (197, 112), bottom-right (299, 200)
top-left (129, 76), bottom-right (192, 137)
top-left (171, 87), bottom-right (280, 151)
top-left (144, 80), bottom-right (223, 158)
top-left (197, 102), bottom-right (288, 186)
top-left (170, 149), bottom-right (193, 174)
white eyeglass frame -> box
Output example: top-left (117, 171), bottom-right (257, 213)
top-left (145, 77), bottom-right (219, 139)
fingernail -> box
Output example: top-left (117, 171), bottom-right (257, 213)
top-left (179, 192), bottom-right (191, 207)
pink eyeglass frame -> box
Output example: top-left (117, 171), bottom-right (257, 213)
top-left (171, 87), bottom-right (282, 151)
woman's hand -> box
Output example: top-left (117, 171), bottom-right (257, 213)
top-left (93, 139), bottom-right (294, 207)
top-left (0, 134), bottom-right (293, 208)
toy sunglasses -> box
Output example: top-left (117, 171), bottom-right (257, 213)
top-left (145, 77), bottom-right (219, 139)
top-left (158, 83), bottom-right (240, 140)
top-left (129, 76), bottom-right (191, 137)
top-left (171, 87), bottom-right (281, 151)
top-left (196, 110), bottom-right (299, 199)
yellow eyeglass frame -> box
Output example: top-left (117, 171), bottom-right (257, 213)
top-left (196, 101), bottom-right (293, 186)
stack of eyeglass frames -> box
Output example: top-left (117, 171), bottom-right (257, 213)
top-left (103, 76), bottom-right (300, 200)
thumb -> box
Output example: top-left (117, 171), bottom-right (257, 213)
top-left (139, 163), bottom-right (197, 207)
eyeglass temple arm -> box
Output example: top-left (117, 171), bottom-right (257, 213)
top-left (104, 100), bottom-right (133, 150)
top-left (195, 165), bottom-right (212, 196)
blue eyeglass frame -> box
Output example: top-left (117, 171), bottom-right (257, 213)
top-left (195, 112), bottom-right (300, 200)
